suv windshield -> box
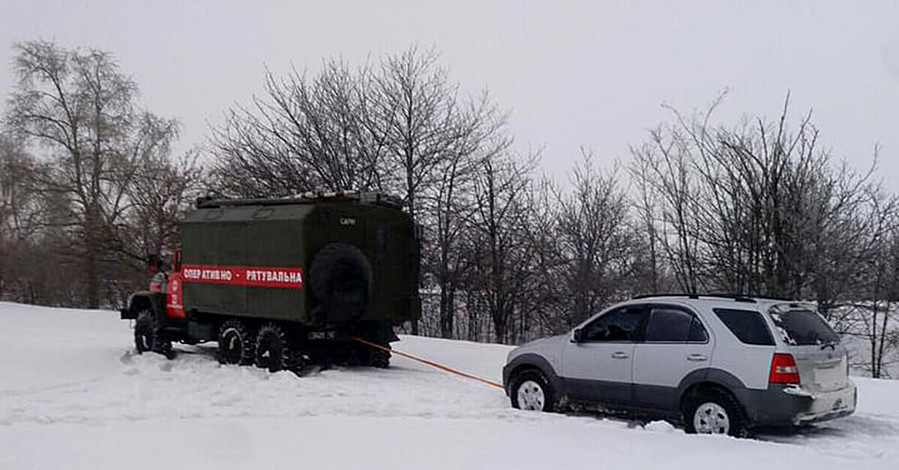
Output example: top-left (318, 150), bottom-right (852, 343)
top-left (768, 306), bottom-right (840, 346)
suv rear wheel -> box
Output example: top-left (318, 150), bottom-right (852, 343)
top-left (510, 370), bottom-right (556, 412)
top-left (684, 388), bottom-right (747, 437)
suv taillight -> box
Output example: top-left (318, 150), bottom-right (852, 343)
top-left (769, 353), bottom-right (801, 384)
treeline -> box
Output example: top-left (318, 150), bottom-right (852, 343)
top-left (206, 47), bottom-right (899, 376)
top-left (1, 41), bottom-right (897, 376)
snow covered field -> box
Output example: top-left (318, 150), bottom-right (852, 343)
top-left (1, 302), bottom-right (898, 469)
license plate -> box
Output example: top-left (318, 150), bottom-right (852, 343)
top-left (813, 366), bottom-right (844, 388)
top-left (309, 331), bottom-right (337, 340)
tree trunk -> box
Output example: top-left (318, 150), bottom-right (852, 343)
top-left (406, 149), bottom-right (420, 335)
top-left (85, 209), bottom-right (101, 309)
top-left (439, 283), bottom-right (455, 338)
top-left (466, 290), bottom-right (479, 342)
top-left (493, 311), bottom-right (506, 345)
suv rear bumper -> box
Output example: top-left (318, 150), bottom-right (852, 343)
top-left (746, 380), bottom-right (856, 427)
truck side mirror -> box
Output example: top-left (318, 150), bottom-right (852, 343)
top-left (572, 328), bottom-right (583, 343)
top-left (173, 248), bottom-right (181, 271)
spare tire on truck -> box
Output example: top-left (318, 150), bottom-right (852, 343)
top-left (308, 243), bottom-right (372, 324)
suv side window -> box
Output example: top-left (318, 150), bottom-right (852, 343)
top-left (582, 306), bottom-right (647, 342)
top-left (644, 306), bottom-right (708, 343)
top-left (713, 308), bottom-right (775, 346)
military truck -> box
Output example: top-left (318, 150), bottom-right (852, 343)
top-left (120, 191), bottom-right (421, 371)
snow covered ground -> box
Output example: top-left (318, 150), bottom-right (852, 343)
top-left (1, 302), bottom-right (898, 469)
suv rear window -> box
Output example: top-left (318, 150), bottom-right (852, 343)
top-left (713, 308), bottom-right (775, 346)
top-left (768, 307), bottom-right (840, 346)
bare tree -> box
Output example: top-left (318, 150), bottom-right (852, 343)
top-left (553, 152), bottom-right (642, 328)
top-left (6, 40), bottom-right (180, 308)
top-left (630, 95), bottom-right (899, 376)
top-left (631, 125), bottom-right (702, 294)
top-left (842, 188), bottom-right (899, 378)
top-left (212, 47), bottom-right (512, 336)
top-left (0, 134), bottom-right (40, 299)
top-left (374, 47), bottom-right (460, 219)
top-left (629, 143), bottom-right (665, 293)
top-left (462, 152), bottom-right (536, 343)
top-left (373, 47), bottom-right (487, 335)
top-left (632, 96), bottom-right (876, 300)
top-left (420, 94), bottom-right (510, 338)
top-left (211, 60), bottom-right (390, 197)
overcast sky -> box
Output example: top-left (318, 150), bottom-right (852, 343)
top-left (2, 0), bottom-right (897, 187)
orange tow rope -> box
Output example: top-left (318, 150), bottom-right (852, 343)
top-left (351, 336), bottom-right (505, 390)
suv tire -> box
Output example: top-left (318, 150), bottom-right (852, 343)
top-left (683, 388), bottom-right (748, 437)
top-left (510, 369), bottom-right (557, 412)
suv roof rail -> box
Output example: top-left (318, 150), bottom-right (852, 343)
top-left (631, 293), bottom-right (757, 303)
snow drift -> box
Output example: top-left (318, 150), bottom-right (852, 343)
top-left (1, 302), bottom-right (898, 469)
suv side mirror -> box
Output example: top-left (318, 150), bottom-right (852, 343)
top-left (572, 328), bottom-right (583, 343)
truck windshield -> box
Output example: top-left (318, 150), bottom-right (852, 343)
top-left (768, 306), bottom-right (840, 346)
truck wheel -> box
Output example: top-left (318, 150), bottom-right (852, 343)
top-left (134, 310), bottom-right (157, 354)
top-left (354, 342), bottom-right (391, 368)
top-left (135, 310), bottom-right (174, 358)
top-left (255, 323), bottom-right (291, 373)
top-left (369, 348), bottom-right (391, 369)
top-left (308, 243), bottom-right (372, 322)
top-left (218, 320), bottom-right (255, 366)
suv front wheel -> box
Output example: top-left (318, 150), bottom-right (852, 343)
top-left (510, 370), bottom-right (557, 412)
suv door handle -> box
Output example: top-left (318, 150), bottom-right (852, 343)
top-left (611, 351), bottom-right (630, 359)
top-left (687, 354), bottom-right (708, 362)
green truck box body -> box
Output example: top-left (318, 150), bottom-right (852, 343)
top-left (179, 196), bottom-right (421, 328)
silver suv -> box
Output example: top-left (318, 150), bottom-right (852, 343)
top-left (502, 295), bottom-right (856, 435)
